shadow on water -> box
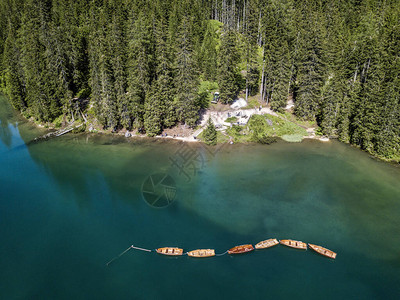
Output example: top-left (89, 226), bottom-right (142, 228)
top-left (0, 94), bottom-right (17, 148)
top-left (0, 94), bottom-right (49, 152)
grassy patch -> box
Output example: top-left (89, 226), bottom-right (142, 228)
top-left (249, 114), bottom-right (307, 137)
top-left (198, 80), bottom-right (219, 108)
top-left (246, 96), bottom-right (261, 109)
top-left (226, 125), bottom-right (250, 143)
top-left (225, 116), bottom-right (238, 123)
top-left (226, 114), bottom-right (308, 144)
top-left (239, 94), bottom-right (262, 110)
top-left (277, 111), bottom-right (316, 128)
top-left (216, 131), bottom-right (230, 143)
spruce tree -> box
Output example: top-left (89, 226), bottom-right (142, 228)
top-left (200, 20), bottom-right (221, 82)
top-left (218, 28), bottom-right (240, 104)
top-left (88, 4), bottom-right (118, 129)
top-left (293, 9), bottom-right (325, 120)
top-left (244, 0), bottom-right (260, 100)
top-left (19, 0), bottom-right (54, 121)
top-left (261, 0), bottom-right (293, 111)
top-left (203, 117), bottom-right (217, 145)
top-left (174, 16), bottom-right (199, 127)
top-left (154, 18), bottom-right (176, 128)
top-left (144, 87), bottom-right (163, 136)
top-left (3, 24), bottom-right (25, 110)
top-left (125, 10), bottom-right (153, 129)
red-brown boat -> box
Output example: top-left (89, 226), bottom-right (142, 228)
top-left (156, 247), bottom-right (184, 256)
top-left (308, 244), bottom-right (337, 259)
top-left (279, 239), bottom-right (307, 250)
top-left (228, 244), bottom-right (254, 254)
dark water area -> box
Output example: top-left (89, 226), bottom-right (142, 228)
top-left (1, 94), bottom-right (400, 299)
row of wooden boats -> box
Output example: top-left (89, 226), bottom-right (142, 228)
top-left (155, 239), bottom-right (337, 259)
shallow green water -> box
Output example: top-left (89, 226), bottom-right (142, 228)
top-left (1, 94), bottom-right (400, 299)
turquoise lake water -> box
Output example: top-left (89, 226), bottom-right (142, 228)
top-left (1, 94), bottom-right (400, 299)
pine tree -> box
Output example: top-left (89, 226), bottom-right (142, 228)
top-left (19, 0), bottom-right (56, 121)
top-left (154, 18), bottom-right (176, 128)
top-left (125, 10), bottom-right (153, 129)
top-left (3, 24), bottom-right (25, 110)
top-left (109, 3), bottom-right (127, 130)
top-left (144, 87), bottom-right (163, 137)
top-left (293, 9), bottom-right (325, 120)
top-left (200, 20), bottom-right (221, 81)
top-left (261, 0), bottom-right (293, 111)
top-left (174, 16), bottom-right (199, 127)
top-left (203, 117), bottom-right (217, 145)
top-left (88, 3), bottom-right (118, 129)
top-left (244, 0), bottom-right (260, 100)
top-left (218, 28), bottom-right (240, 104)
top-left (144, 17), bottom-right (175, 136)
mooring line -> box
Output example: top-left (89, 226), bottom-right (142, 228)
top-left (216, 250), bottom-right (228, 256)
top-left (106, 246), bottom-right (133, 266)
top-left (131, 245), bottom-right (152, 252)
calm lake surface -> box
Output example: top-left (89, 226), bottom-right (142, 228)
top-left (1, 94), bottom-right (400, 299)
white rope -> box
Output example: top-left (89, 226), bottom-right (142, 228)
top-left (106, 246), bottom-right (133, 266)
top-left (131, 245), bottom-right (152, 252)
top-left (216, 250), bottom-right (228, 256)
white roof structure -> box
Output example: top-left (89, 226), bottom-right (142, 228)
top-left (230, 98), bottom-right (247, 109)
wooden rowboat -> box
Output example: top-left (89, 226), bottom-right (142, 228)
top-left (308, 244), bottom-right (337, 259)
top-left (228, 244), bottom-right (254, 254)
top-left (156, 247), bottom-right (183, 256)
top-left (279, 239), bottom-right (307, 250)
top-left (255, 238), bottom-right (279, 249)
top-left (187, 249), bottom-right (215, 258)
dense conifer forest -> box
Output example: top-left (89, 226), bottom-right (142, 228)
top-left (0, 0), bottom-right (399, 160)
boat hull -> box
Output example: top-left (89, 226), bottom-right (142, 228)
top-left (308, 244), bottom-right (337, 259)
top-left (228, 244), bottom-right (254, 254)
top-left (187, 249), bottom-right (215, 258)
top-left (156, 247), bottom-right (184, 256)
top-left (255, 238), bottom-right (279, 249)
top-left (279, 239), bottom-right (307, 250)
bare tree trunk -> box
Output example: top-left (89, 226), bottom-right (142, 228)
top-left (80, 110), bottom-right (87, 123)
top-left (222, 0), bottom-right (226, 26)
top-left (243, 0), bottom-right (246, 33)
top-left (287, 32), bottom-right (300, 95)
top-left (262, 75), bottom-right (267, 104)
top-left (364, 58), bottom-right (371, 82)
top-left (246, 70), bottom-right (249, 102)
top-left (246, 46), bottom-right (249, 102)
top-left (258, 10), bottom-right (262, 46)
top-left (231, 0), bottom-right (235, 29)
top-left (260, 48), bottom-right (265, 101)
top-left (270, 80), bottom-right (276, 106)
top-left (353, 64), bottom-right (358, 83)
